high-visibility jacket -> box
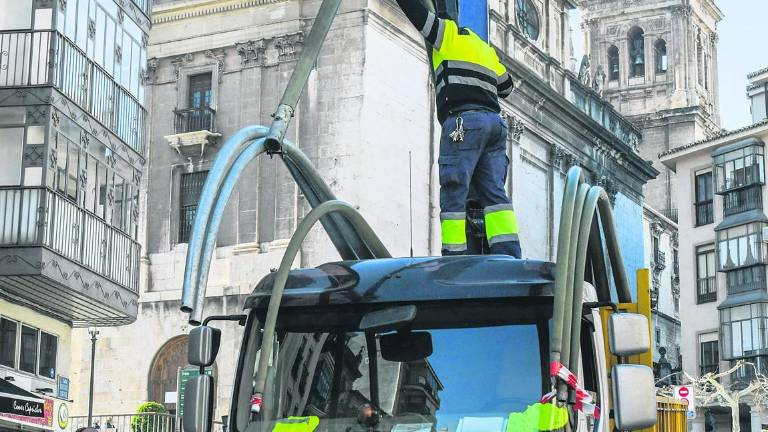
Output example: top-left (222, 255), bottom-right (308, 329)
top-left (395, 0), bottom-right (514, 123)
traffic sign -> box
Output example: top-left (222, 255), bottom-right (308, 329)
top-left (674, 386), bottom-right (696, 419)
top-left (177, 366), bottom-right (213, 421)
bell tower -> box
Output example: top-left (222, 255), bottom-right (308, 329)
top-left (581, 0), bottom-right (723, 215)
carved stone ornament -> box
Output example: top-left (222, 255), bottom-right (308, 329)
top-left (144, 57), bottom-right (159, 83)
top-left (504, 113), bottom-right (524, 141)
top-left (236, 40), bottom-right (265, 65)
top-left (672, 5), bottom-right (692, 16)
top-left (51, 109), bottom-right (60, 127)
top-left (650, 218), bottom-right (664, 237)
top-left (171, 53), bottom-right (194, 83)
top-left (274, 32), bottom-right (305, 61)
top-left (595, 175), bottom-right (619, 205)
top-left (88, 19), bottom-right (96, 38)
top-left (205, 50), bottom-right (225, 82)
top-left (592, 65), bottom-right (606, 96)
top-left (117, 9), bottom-right (124, 24)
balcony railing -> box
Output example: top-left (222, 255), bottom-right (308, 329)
top-left (726, 266), bottom-right (766, 295)
top-left (660, 208), bottom-right (678, 223)
top-left (724, 184), bottom-right (763, 216)
top-left (568, 76), bottom-right (642, 151)
top-left (0, 187), bottom-right (139, 293)
top-left (653, 249), bottom-right (666, 271)
top-left (174, 107), bottom-right (216, 134)
top-left (697, 277), bottom-right (717, 304)
top-left (0, 30), bottom-right (146, 154)
top-left (695, 200), bottom-right (714, 226)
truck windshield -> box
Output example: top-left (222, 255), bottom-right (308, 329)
top-left (245, 323), bottom-right (548, 432)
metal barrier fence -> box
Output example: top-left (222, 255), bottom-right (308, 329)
top-left (70, 414), bottom-right (224, 432)
top-left (0, 187), bottom-right (140, 292)
top-left (0, 30), bottom-right (146, 154)
top-left (656, 397), bottom-right (688, 432)
top-left (174, 107), bottom-right (216, 134)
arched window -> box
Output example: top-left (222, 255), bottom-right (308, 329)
top-left (516, 0), bottom-right (540, 41)
top-left (607, 45), bottom-right (620, 81)
top-left (628, 27), bottom-right (645, 77)
top-left (655, 39), bottom-right (667, 73)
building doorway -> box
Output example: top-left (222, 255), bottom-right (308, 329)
top-left (147, 336), bottom-right (189, 414)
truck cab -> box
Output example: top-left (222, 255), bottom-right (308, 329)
top-left (183, 255), bottom-right (653, 432)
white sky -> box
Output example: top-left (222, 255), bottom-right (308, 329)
top-left (567, 2), bottom-right (768, 131)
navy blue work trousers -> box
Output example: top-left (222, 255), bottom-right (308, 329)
top-left (438, 110), bottom-right (522, 258)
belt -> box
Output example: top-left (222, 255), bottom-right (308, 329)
top-left (448, 107), bottom-right (497, 116)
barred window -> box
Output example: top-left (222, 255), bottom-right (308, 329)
top-left (179, 171), bottom-right (209, 244)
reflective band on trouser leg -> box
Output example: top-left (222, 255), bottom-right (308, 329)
top-left (272, 416), bottom-right (320, 432)
top-left (484, 204), bottom-right (519, 245)
top-left (441, 212), bottom-right (467, 252)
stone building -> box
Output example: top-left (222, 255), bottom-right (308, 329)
top-left (583, 0), bottom-right (722, 216)
top-left (661, 68), bottom-right (768, 431)
top-left (0, 0), bottom-right (151, 426)
top-left (68, 0), bottom-right (656, 420)
top-left (642, 204), bottom-right (681, 380)
top-left (583, 0), bottom-right (725, 380)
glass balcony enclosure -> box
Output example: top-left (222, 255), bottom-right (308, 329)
top-left (716, 222), bottom-right (768, 271)
top-left (713, 138), bottom-right (765, 194)
top-left (720, 303), bottom-right (768, 360)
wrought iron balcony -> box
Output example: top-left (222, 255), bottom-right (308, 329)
top-left (659, 208), bottom-right (678, 223)
top-left (0, 187), bottom-right (140, 326)
top-left (697, 277), bottom-right (717, 304)
top-left (0, 30), bottom-right (146, 154)
top-left (652, 249), bottom-right (666, 272)
top-left (174, 107), bottom-right (217, 134)
top-left (695, 200), bottom-right (714, 226)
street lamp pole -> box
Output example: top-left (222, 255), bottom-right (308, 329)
top-left (87, 328), bottom-right (99, 427)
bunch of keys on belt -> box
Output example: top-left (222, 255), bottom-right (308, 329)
top-left (449, 116), bottom-right (465, 142)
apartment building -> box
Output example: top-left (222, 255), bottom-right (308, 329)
top-left (0, 0), bottom-right (151, 427)
top-left (661, 67), bottom-right (768, 431)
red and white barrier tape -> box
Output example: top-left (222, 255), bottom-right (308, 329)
top-left (540, 361), bottom-right (601, 420)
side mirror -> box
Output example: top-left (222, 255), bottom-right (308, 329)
top-left (183, 374), bottom-right (215, 432)
top-left (611, 364), bottom-right (657, 430)
top-left (380, 331), bottom-right (432, 362)
top-left (608, 313), bottom-right (650, 356)
top-left (189, 326), bottom-right (221, 367)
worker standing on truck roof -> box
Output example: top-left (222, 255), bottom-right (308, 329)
top-left (394, 0), bottom-right (521, 258)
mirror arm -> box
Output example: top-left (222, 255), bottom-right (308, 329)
top-left (583, 302), bottom-right (618, 313)
top-left (203, 314), bottom-right (248, 326)
top-left (365, 332), bottom-right (381, 411)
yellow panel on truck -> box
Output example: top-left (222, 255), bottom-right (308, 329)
top-left (599, 269), bottom-right (688, 432)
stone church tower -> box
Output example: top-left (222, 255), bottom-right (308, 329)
top-left (582, 0), bottom-right (723, 215)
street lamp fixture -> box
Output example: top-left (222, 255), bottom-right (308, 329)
top-left (87, 328), bottom-right (99, 427)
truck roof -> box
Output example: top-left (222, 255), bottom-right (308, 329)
top-left (244, 256), bottom-right (556, 330)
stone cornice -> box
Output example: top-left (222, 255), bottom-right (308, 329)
top-left (748, 66), bottom-right (768, 80)
top-left (152, 0), bottom-right (286, 25)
